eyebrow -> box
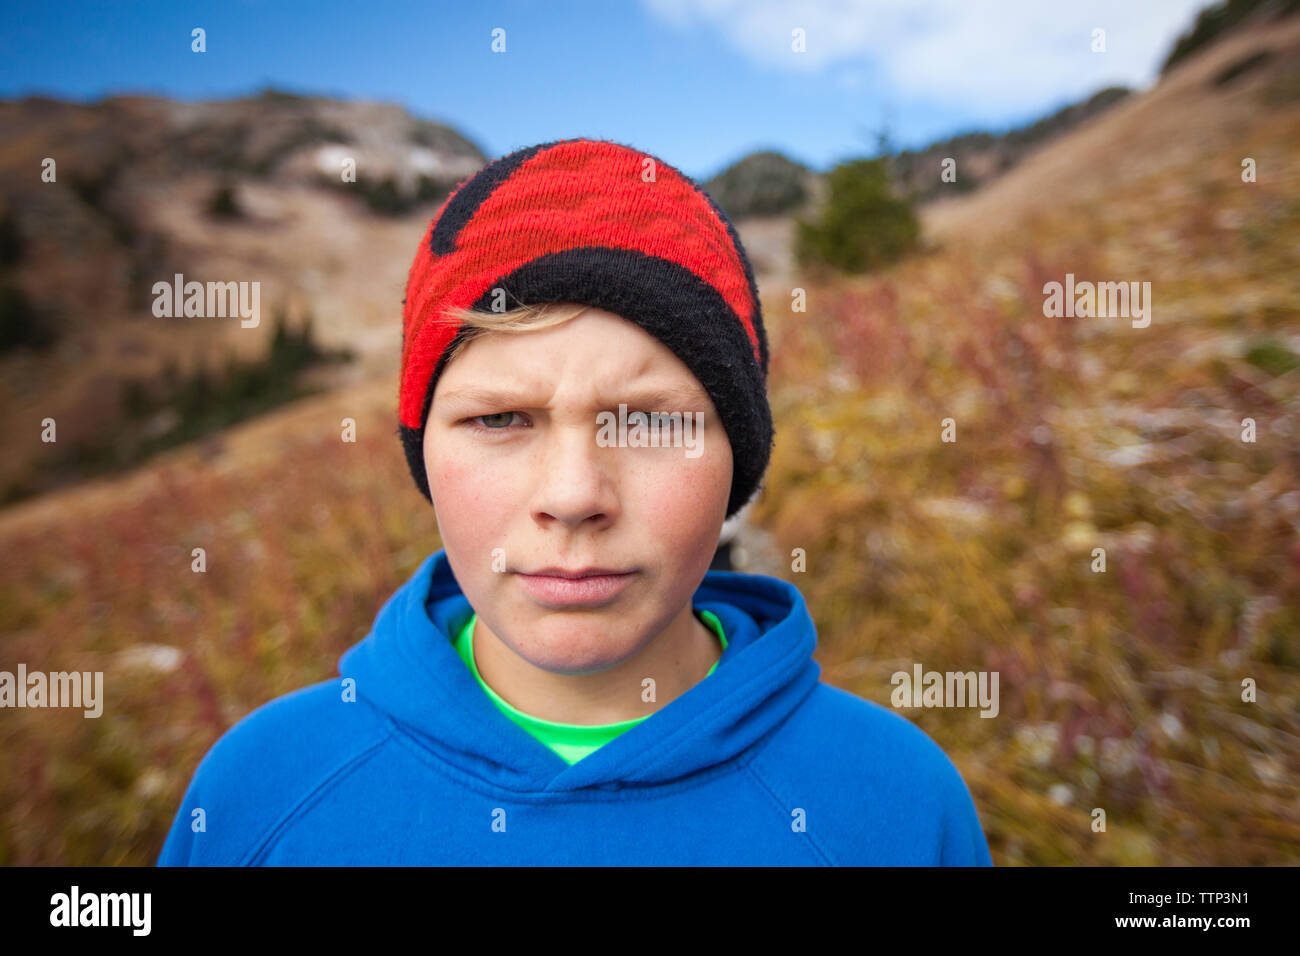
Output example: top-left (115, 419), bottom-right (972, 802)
top-left (436, 382), bottom-right (707, 410)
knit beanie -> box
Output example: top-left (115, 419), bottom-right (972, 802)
top-left (398, 137), bottom-right (773, 520)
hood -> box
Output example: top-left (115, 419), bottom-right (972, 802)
top-left (339, 548), bottom-right (821, 793)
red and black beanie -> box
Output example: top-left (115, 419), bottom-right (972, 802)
top-left (399, 137), bottom-right (773, 520)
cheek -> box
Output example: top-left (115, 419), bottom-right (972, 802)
top-left (631, 443), bottom-right (732, 543)
top-left (423, 444), bottom-right (506, 542)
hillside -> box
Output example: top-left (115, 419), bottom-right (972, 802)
top-left (923, 13), bottom-right (1300, 242)
top-left (889, 86), bottom-right (1134, 205)
top-left (0, 90), bottom-right (485, 502)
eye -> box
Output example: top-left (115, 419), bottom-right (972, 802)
top-left (465, 411), bottom-right (526, 433)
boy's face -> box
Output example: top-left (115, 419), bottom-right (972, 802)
top-left (422, 305), bottom-right (733, 675)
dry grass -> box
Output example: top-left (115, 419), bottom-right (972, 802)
top-left (0, 380), bottom-right (440, 864)
top-left (754, 108), bottom-right (1300, 865)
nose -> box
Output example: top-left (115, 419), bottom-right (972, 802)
top-left (528, 422), bottom-right (620, 529)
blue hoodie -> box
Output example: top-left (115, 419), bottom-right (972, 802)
top-left (157, 548), bottom-right (993, 865)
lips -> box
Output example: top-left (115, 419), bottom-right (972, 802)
top-left (515, 569), bottom-right (636, 607)
top-left (525, 567), bottom-right (631, 579)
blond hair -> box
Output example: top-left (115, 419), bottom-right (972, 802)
top-left (438, 301), bottom-right (593, 364)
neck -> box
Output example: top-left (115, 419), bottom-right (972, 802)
top-left (470, 604), bottom-right (721, 724)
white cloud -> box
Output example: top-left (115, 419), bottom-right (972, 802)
top-left (641, 0), bottom-right (1208, 112)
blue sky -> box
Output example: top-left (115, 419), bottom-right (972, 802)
top-left (1, 0), bottom-right (1209, 180)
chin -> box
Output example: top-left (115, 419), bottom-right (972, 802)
top-left (516, 619), bottom-right (637, 674)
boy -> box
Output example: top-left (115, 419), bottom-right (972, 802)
top-left (158, 137), bottom-right (993, 865)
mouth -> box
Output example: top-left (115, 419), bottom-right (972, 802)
top-left (524, 567), bottom-right (633, 579)
top-left (515, 569), bottom-right (637, 607)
